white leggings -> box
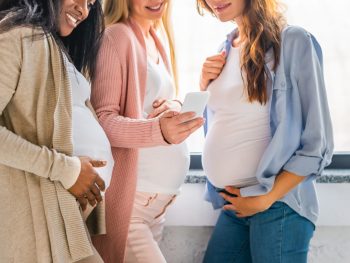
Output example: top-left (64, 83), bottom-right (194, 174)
top-left (125, 191), bottom-right (176, 263)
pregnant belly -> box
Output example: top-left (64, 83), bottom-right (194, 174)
top-left (202, 121), bottom-right (270, 188)
top-left (137, 143), bottom-right (190, 193)
top-left (72, 109), bottom-right (114, 189)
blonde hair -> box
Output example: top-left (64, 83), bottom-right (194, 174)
top-left (103, 0), bottom-right (178, 93)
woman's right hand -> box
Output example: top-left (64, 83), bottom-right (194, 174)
top-left (200, 50), bottom-right (226, 91)
top-left (68, 157), bottom-right (106, 210)
top-left (159, 111), bottom-right (204, 144)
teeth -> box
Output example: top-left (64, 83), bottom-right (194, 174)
top-left (147, 3), bottom-right (162, 10)
top-left (217, 3), bottom-right (229, 9)
top-left (67, 13), bottom-right (78, 24)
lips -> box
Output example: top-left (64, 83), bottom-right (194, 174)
top-left (66, 13), bottom-right (79, 28)
top-left (214, 2), bottom-right (231, 13)
top-left (145, 2), bottom-right (164, 12)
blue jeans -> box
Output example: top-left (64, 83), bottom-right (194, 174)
top-left (203, 202), bottom-right (315, 263)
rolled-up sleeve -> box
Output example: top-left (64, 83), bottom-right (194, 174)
top-left (283, 31), bottom-right (334, 178)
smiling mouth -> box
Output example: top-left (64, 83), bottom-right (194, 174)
top-left (145, 2), bottom-right (164, 12)
top-left (66, 13), bottom-right (79, 27)
top-left (215, 3), bottom-right (231, 12)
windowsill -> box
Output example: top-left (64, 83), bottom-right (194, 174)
top-left (185, 169), bottom-right (350, 184)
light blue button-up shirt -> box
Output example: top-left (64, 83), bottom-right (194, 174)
top-left (204, 25), bottom-right (334, 225)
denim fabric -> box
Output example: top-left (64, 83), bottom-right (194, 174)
top-left (203, 202), bottom-right (315, 263)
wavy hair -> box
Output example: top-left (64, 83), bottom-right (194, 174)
top-left (197, 0), bottom-right (285, 104)
top-left (103, 0), bottom-right (178, 93)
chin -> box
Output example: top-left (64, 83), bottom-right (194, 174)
top-left (216, 15), bottom-right (232, 22)
top-left (59, 28), bottom-right (74, 37)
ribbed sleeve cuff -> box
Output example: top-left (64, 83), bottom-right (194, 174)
top-left (152, 118), bottom-right (169, 146)
top-left (57, 156), bottom-right (81, 189)
top-left (283, 155), bottom-right (323, 177)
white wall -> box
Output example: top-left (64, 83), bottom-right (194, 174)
top-left (165, 183), bottom-right (350, 226)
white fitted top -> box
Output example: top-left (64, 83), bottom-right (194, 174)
top-left (202, 46), bottom-right (271, 188)
top-left (68, 61), bottom-right (114, 191)
top-left (137, 57), bottom-right (190, 194)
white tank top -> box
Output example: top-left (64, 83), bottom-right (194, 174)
top-left (68, 60), bottom-right (114, 191)
top-left (202, 46), bottom-right (271, 188)
top-left (137, 57), bottom-right (190, 195)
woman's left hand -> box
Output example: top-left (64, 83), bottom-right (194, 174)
top-left (220, 186), bottom-right (275, 218)
top-left (148, 99), bottom-right (182, 118)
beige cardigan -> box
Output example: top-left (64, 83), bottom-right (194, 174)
top-left (0, 27), bottom-right (95, 262)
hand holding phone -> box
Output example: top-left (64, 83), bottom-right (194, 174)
top-left (180, 91), bottom-right (210, 119)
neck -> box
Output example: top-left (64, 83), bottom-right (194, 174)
top-left (233, 16), bottom-right (246, 47)
top-left (131, 15), bottom-right (153, 37)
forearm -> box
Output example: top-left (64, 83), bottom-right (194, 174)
top-left (266, 170), bottom-right (305, 204)
top-left (99, 114), bottom-right (167, 148)
top-left (0, 126), bottom-right (80, 189)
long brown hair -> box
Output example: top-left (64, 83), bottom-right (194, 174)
top-left (197, 0), bottom-right (285, 104)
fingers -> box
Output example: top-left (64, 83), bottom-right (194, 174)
top-left (90, 160), bottom-right (107, 168)
top-left (85, 190), bottom-right (97, 207)
top-left (178, 117), bottom-right (205, 134)
top-left (153, 98), bottom-right (166, 108)
top-left (203, 60), bottom-right (226, 71)
top-left (220, 50), bottom-right (226, 58)
top-left (207, 52), bottom-right (226, 62)
top-left (225, 186), bottom-right (241, 197)
top-left (78, 197), bottom-right (88, 211)
top-left (223, 204), bottom-right (246, 218)
top-left (173, 112), bottom-right (196, 123)
top-left (161, 110), bottom-right (179, 118)
top-left (90, 184), bottom-right (103, 203)
top-left (223, 204), bottom-right (237, 212)
top-left (219, 192), bottom-right (236, 204)
top-left (148, 104), bottom-right (169, 118)
top-left (95, 174), bottom-right (106, 192)
top-left (201, 52), bottom-right (226, 85)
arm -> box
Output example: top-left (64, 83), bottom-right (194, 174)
top-left (283, 30), bottom-right (334, 178)
top-left (0, 29), bottom-right (80, 189)
top-left (91, 30), bottom-right (167, 149)
top-left (219, 30), bottom-right (333, 217)
top-left (220, 170), bottom-right (304, 217)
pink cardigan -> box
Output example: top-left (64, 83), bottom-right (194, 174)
top-left (91, 18), bottom-right (170, 262)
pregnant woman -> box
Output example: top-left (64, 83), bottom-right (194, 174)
top-left (0, 0), bottom-right (112, 262)
top-left (198, 0), bottom-right (334, 262)
top-left (91, 0), bottom-right (204, 262)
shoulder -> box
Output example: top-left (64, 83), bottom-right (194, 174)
top-left (282, 25), bottom-right (320, 51)
top-left (281, 25), bottom-right (322, 63)
top-left (103, 23), bottom-right (136, 49)
top-left (0, 26), bottom-right (44, 41)
top-left (282, 25), bottom-right (310, 40)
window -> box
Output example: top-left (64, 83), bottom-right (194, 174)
top-left (171, 0), bottom-right (350, 167)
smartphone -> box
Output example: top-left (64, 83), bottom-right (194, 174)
top-left (180, 91), bottom-right (210, 119)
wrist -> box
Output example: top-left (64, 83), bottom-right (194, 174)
top-left (264, 191), bottom-right (278, 207)
top-left (159, 118), bottom-right (172, 145)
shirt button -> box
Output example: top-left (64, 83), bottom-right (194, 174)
top-left (281, 81), bottom-right (286, 87)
